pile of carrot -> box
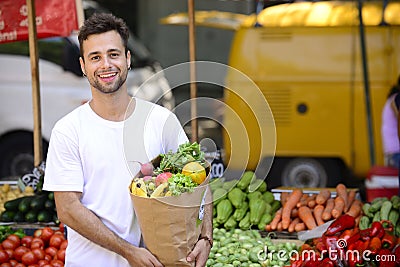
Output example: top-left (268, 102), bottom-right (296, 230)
top-left (265, 183), bottom-right (363, 232)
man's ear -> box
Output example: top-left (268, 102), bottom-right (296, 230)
top-left (126, 50), bottom-right (131, 69)
top-left (79, 57), bottom-right (86, 76)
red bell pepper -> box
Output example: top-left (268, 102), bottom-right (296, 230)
top-left (325, 214), bottom-right (356, 236)
top-left (370, 221), bottom-right (385, 239)
top-left (377, 248), bottom-right (396, 267)
top-left (381, 231), bottom-right (397, 250)
top-left (368, 236), bottom-right (381, 254)
top-left (320, 257), bottom-right (335, 267)
top-left (393, 244), bottom-right (400, 265)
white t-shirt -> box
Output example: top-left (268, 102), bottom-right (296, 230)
top-left (43, 98), bottom-right (188, 267)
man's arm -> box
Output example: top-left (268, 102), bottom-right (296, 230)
top-left (186, 185), bottom-right (213, 267)
top-left (54, 191), bottom-right (163, 267)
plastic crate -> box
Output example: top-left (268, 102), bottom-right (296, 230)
top-left (365, 166), bottom-right (399, 202)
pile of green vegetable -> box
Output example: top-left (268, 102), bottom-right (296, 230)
top-left (359, 195), bottom-right (400, 236)
top-left (0, 225), bottom-right (25, 242)
top-left (207, 228), bottom-right (299, 267)
top-left (210, 171), bottom-right (281, 231)
top-left (0, 191), bottom-right (57, 224)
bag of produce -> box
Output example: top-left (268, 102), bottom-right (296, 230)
top-left (128, 142), bottom-right (210, 267)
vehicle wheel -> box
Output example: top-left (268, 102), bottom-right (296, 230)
top-left (0, 132), bottom-right (48, 179)
top-left (282, 158), bottom-right (328, 188)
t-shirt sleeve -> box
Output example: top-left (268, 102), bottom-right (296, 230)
top-left (43, 128), bottom-right (84, 192)
top-left (162, 112), bottom-right (189, 152)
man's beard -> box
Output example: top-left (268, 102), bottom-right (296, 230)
top-left (89, 69), bottom-right (128, 94)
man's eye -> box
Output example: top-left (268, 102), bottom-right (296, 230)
top-left (110, 53), bottom-right (119, 58)
top-left (90, 56), bottom-right (100, 61)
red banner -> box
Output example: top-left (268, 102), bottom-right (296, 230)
top-left (0, 0), bottom-right (79, 44)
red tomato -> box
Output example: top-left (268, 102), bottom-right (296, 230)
top-left (2, 240), bottom-right (18, 251)
top-left (21, 251), bottom-right (37, 266)
top-left (44, 247), bottom-right (57, 258)
top-left (33, 229), bottom-right (42, 238)
top-left (14, 264), bottom-right (26, 267)
top-left (6, 235), bottom-right (21, 247)
top-left (59, 240), bottom-right (68, 251)
top-left (50, 259), bottom-right (63, 267)
top-left (27, 264), bottom-right (39, 267)
top-left (4, 249), bottom-right (13, 260)
top-left (43, 254), bottom-right (51, 262)
top-left (58, 223), bottom-right (65, 234)
top-left (0, 250), bottom-right (10, 263)
top-left (13, 246), bottom-right (30, 262)
top-left (48, 235), bottom-right (64, 250)
top-left (31, 248), bottom-right (45, 261)
top-left (41, 265), bottom-right (52, 267)
top-left (30, 238), bottom-right (44, 250)
top-left (0, 262), bottom-right (12, 267)
top-left (39, 228), bottom-right (54, 244)
top-left (55, 249), bottom-right (65, 262)
top-left (37, 259), bottom-right (49, 267)
top-left (21, 236), bottom-right (33, 248)
top-left (9, 259), bottom-right (18, 267)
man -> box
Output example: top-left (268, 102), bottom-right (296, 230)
top-left (43, 13), bottom-right (212, 266)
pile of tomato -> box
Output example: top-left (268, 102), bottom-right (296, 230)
top-left (0, 226), bottom-right (66, 267)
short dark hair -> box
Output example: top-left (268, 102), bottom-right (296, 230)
top-left (78, 13), bottom-right (130, 58)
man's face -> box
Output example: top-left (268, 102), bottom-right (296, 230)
top-left (80, 30), bottom-right (130, 94)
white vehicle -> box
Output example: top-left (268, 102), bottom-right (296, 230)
top-left (0, 30), bottom-right (174, 179)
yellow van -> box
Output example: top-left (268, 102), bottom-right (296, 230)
top-left (162, 1), bottom-right (400, 188)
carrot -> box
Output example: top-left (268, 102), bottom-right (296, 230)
top-left (336, 184), bottom-right (348, 211)
top-left (280, 192), bottom-right (290, 206)
top-left (277, 221), bottom-right (283, 232)
top-left (332, 196), bottom-right (345, 219)
top-left (313, 204), bottom-right (325, 226)
top-left (282, 189), bottom-right (303, 229)
top-left (345, 189), bottom-right (357, 212)
top-left (316, 189), bottom-right (331, 205)
top-left (270, 208), bottom-right (282, 230)
top-left (346, 199), bottom-right (362, 218)
top-left (296, 193), bottom-right (309, 208)
top-left (265, 224), bottom-right (272, 232)
top-left (288, 217), bottom-right (301, 233)
top-left (307, 194), bottom-right (317, 209)
top-left (291, 208), bottom-right (299, 218)
top-left (294, 222), bottom-right (306, 232)
top-left (298, 206), bottom-right (317, 230)
top-left (322, 198), bottom-right (334, 221)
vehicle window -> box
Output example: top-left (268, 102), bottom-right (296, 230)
top-left (0, 37), bottom-right (82, 76)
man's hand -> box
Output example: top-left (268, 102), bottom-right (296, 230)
top-left (186, 238), bottom-right (212, 267)
top-left (125, 247), bottom-right (164, 267)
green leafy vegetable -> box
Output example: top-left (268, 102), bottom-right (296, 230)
top-left (155, 142), bottom-right (205, 174)
top-left (168, 173), bottom-right (198, 196)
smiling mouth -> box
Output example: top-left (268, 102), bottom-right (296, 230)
top-left (99, 73), bottom-right (117, 78)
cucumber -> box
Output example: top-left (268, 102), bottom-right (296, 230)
top-left (4, 197), bottom-right (26, 212)
top-left (44, 199), bottom-right (56, 211)
top-left (18, 196), bottom-right (35, 213)
top-left (30, 194), bottom-right (48, 211)
top-left (24, 210), bottom-right (38, 223)
top-left (0, 210), bottom-right (16, 222)
top-left (37, 210), bottom-right (53, 223)
top-left (13, 211), bottom-right (25, 222)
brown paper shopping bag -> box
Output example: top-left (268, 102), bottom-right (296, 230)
top-left (130, 181), bottom-right (208, 267)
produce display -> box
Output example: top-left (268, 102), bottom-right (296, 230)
top-left (0, 184), bottom-right (35, 213)
top-left (129, 142), bottom-right (208, 197)
top-left (210, 171), bottom-right (281, 231)
top-left (291, 214), bottom-right (399, 267)
top-left (265, 184), bottom-right (362, 232)
top-left (359, 196), bottom-right (400, 235)
top-left (0, 191), bottom-right (57, 224)
top-left (0, 225), bottom-right (66, 266)
top-left (207, 228), bottom-right (299, 267)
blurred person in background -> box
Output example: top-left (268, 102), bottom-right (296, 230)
top-left (381, 76), bottom-right (400, 168)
